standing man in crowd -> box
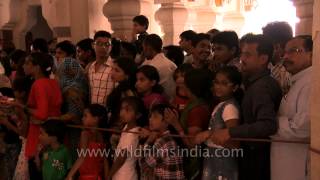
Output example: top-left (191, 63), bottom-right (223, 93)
top-left (211, 34), bottom-right (282, 180)
top-left (271, 35), bottom-right (313, 180)
top-left (141, 34), bottom-right (177, 100)
top-left (87, 31), bottom-right (115, 106)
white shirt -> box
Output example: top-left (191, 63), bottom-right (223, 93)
top-left (113, 125), bottom-right (139, 180)
top-left (271, 67), bottom-right (311, 180)
top-left (142, 53), bottom-right (177, 100)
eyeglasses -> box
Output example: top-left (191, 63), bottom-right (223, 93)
top-left (284, 47), bottom-right (304, 55)
top-left (93, 41), bottom-right (111, 47)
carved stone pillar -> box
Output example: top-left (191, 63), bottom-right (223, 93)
top-left (292, 0), bottom-right (314, 35)
top-left (220, 0), bottom-right (245, 35)
top-left (103, 0), bottom-right (153, 40)
top-left (184, 0), bottom-right (216, 33)
top-left (41, 0), bottom-right (72, 41)
top-left (155, 0), bottom-right (188, 45)
top-left (87, 0), bottom-right (112, 38)
top-left (196, 8), bottom-right (216, 33)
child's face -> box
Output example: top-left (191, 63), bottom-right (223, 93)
top-left (135, 72), bottom-right (155, 95)
top-left (120, 102), bottom-right (138, 124)
top-left (213, 73), bottom-right (237, 99)
top-left (149, 111), bottom-right (167, 131)
top-left (82, 109), bottom-right (98, 127)
top-left (212, 43), bottom-right (235, 64)
top-left (133, 22), bottom-right (145, 34)
top-left (111, 63), bottom-right (127, 82)
top-left (175, 73), bottom-right (187, 97)
top-left (55, 47), bottom-right (68, 63)
top-left (193, 39), bottom-right (211, 62)
top-left (179, 38), bottom-right (191, 51)
top-left (23, 57), bottom-right (36, 76)
top-left (175, 73), bottom-right (184, 88)
top-left (39, 127), bottom-right (52, 146)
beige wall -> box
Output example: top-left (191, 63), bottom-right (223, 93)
top-left (311, 0), bottom-right (320, 178)
top-left (1, 0), bottom-right (248, 47)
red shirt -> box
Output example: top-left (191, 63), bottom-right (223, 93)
top-left (143, 93), bottom-right (167, 110)
top-left (25, 78), bottom-right (62, 158)
top-left (187, 105), bottom-right (210, 130)
top-left (173, 95), bottom-right (189, 112)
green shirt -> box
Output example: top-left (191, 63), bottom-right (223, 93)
top-left (42, 145), bottom-right (72, 180)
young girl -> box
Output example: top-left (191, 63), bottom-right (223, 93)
top-left (165, 68), bottom-right (212, 179)
top-left (66, 104), bottom-right (109, 180)
top-left (172, 64), bottom-right (193, 112)
top-left (13, 52), bottom-right (62, 163)
top-left (194, 66), bottom-right (242, 180)
top-left (109, 96), bottom-right (146, 180)
top-left (135, 65), bottom-right (167, 110)
top-left (107, 56), bottom-right (137, 127)
top-left (38, 120), bottom-right (72, 180)
top-left (107, 57), bottom-right (138, 150)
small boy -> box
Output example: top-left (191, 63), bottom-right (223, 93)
top-left (132, 15), bottom-right (149, 55)
top-left (139, 104), bottom-right (184, 180)
top-left (38, 120), bottom-right (72, 180)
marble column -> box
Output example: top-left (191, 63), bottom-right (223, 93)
top-left (155, 0), bottom-right (188, 45)
top-left (310, 0), bottom-right (320, 178)
top-left (292, 0), bottom-right (314, 35)
top-left (41, 0), bottom-right (72, 41)
top-left (87, 0), bottom-right (112, 39)
top-left (103, 0), bottom-right (153, 41)
top-left (192, 6), bottom-right (216, 33)
top-left (220, 0), bottom-right (245, 36)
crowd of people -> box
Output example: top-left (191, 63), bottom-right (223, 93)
top-left (0, 14), bottom-right (312, 180)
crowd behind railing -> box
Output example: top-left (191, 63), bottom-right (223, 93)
top-left (0, 15), bottom-right (312, 180)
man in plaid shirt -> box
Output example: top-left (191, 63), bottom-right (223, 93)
top-left (88, 31), bottom-right (115, 106)
top-left (139, 104), bottom-right (184, 180)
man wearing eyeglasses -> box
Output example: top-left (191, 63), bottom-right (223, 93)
top-left (210, 34), bottom-right (282, 180)
top-left (87, 31), bottom-right (115, 106)
top-left (271, 35), bottom-right (313, 180)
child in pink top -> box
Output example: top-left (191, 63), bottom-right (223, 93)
top-left (135, 65), bottom-right (167, 110)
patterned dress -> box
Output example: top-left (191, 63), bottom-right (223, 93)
top-left (13, 137), bottom-right (29, 180)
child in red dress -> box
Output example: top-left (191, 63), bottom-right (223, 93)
top-left (66, 104), bottom-right (109, 180)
